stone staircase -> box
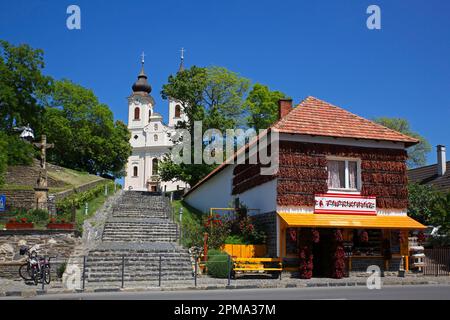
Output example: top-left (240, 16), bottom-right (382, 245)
top-left (85, 191), bottom-right (192, 283)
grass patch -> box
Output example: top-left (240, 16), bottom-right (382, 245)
top-left (0, 185), bottom-right (34, 191)
top-left (171, 200), bottom-right (205, 248)
top-left (61, 186), bottom-right (117, 233)
top-left (47, 166), bottom-right (103, 188)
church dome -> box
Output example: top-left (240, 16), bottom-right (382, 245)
top-left (132, 61), bottom-right (152, 94)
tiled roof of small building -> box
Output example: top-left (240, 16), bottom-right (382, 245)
top-left (184, 96), bottom-right (419, 197)
top-left (408, 162), bottom-right (450, 193)
top-left (273, 96), bottom-right (419, 146)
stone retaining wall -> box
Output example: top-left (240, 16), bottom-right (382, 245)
top-left (0, 230), bottom-right (81, 280)
top-left (0, 189), bottom-right (36, 211)
top-left (251, 212), bottom-right (277, 257)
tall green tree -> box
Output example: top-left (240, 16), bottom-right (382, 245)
top-left (0, 132), bottom-right (7, 186)
top-left (245, 83), bottom-right (289, 130)
top-left (41, 79), bottom-right (131, 178)
top-left (408, 183), bottom-right (441, 224)
top-left (373, 117), bottom-right (431, 168)
top-left (159, 66), bottom-right (250, 186)
top-left (0, 40), bottom-right (53, 133)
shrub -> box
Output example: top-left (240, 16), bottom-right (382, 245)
top-left (204, 214), bottom-right (231, 249)
top-left (206, 250), bottom-right (231, 278)
top-left (16, 209), bottom-right (49, 224)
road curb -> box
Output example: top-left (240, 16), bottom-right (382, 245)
top-left (2, 279), bottom-right (450, 297)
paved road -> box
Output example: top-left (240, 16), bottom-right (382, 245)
top-left (3, 284), bottom-right (450, 300)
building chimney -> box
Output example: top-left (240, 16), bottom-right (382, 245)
top-left (278, 99), bottom-right (293, 120)
top-left (437, 145), bottom-right (446, 176)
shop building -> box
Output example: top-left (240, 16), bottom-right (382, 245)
top-left (184, 96), bottom-right (426, 276)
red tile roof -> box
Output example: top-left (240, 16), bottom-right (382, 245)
top-left (273, 96), bottom-right (419, 146)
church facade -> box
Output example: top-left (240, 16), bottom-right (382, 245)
top-left (124, 55), bottom-right (188, 192)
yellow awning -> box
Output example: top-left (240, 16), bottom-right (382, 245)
top-left (278, 213), bottom-right (426, 229)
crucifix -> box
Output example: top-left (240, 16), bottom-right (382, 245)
top-left (33, 134), bottom-right (54, 189)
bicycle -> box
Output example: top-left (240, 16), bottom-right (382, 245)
top-left (19, 246), bottom-right (52, 285)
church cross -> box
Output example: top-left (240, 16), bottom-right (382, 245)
top-left (180, 47), bottom-right (185, 60)
top-left (141, 51), bottom-right (146, 64)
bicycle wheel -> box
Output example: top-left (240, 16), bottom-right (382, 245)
top-left (32, 268), bottom-right (39, 285)
top-left (44, 267), bottom-right (51, 284)
top-left (19, 263), bottom-right (32, 281)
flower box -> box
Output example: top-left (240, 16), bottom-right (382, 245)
top-left (46, 223), bottom-right (75, 230)
top-left (5, 222), bottom-right (34, 230)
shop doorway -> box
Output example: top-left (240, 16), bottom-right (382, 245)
top-left (312, 229), bottom-right (334, 278)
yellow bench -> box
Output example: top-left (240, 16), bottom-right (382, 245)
top-left (232, 258), bottom-right (282, 279)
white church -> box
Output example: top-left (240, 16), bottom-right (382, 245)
top-left (124, 53), bottom-right (188, 192)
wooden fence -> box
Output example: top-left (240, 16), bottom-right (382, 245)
top-left (423, 248), bottom-right (450, 276)
top-left (222, 244), bottom-right (267, 258)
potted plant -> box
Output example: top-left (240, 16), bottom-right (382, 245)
top-left (5, 217), bottom-right (34, 230)
top-left (47, 217), bottom-right (74, 230)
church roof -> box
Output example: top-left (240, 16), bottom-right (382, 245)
top-left (132, 57), bottom-right (152, 94)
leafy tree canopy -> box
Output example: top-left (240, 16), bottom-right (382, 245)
top-left (245, 83), bottom-right (289, 130)
top-left (0, 40), bottom-right (53, 133)
top-left (41, 79), bottom-right (131, 178)
top-left (159, 66), bottom-right (251, 186)
top-left (373, 117), bottom-right (431, 168)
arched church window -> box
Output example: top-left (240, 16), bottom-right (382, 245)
top-left (175, 105), bottom-right (181, 118)
top-left (152, 158), bottom-right (159, 175)
top-left (154, 134), bottom-right (158, 142)
top-left (133, 166), bottom-right (138, 177)
top-left (154, 124), bottom-right (158, 131)
top-left (134, 107), bottom-right (140, 120)
top-left (149, 109), bottom-right (152, 121)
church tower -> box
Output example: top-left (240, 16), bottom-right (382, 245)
top-left (168, 48), bottom-right (188, 128)
top-left (124, 52), bottom-right (188, 192)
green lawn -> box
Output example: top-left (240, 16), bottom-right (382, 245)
top-left (171, 199), bottom-right (205, 247)
top-left (68, 186), bottom-right (118, 233)
top-left (47, 166), bottom-right (103, 188)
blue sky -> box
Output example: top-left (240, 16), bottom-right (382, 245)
top-left (1, 0), bottom-right (449, 165)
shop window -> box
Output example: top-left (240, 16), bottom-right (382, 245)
top-left (134, 107), bottom-right (140, 120)
top-left (133, 166), bottom-right (138, 177)
top-left (327, 159), bottom-right (360, 191)
top-left (286, 228), bottom-right (298, 255)
top-left (175, 104), bottom-right (181, 118)
top-left (152, 158), bottom-right (159, 175)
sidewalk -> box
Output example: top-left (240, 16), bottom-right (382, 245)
top-left (2, 274), bottom-right (450, 298)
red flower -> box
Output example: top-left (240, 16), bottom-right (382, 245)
top-left (60, 218), bottom-right (66, 223)
top-left (49, 218), bottom-right (56, 224)
top-left (20, 218), bottom-right (27, 223)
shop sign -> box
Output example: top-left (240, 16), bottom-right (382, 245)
top-left (314, 193), bottom-right (376, 215)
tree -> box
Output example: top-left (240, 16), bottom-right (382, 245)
top-left (41, 79), bottom-right (131, 178)
top-left (159, 66), bottom-right (250, 186)
top-left (407, 183), bottom-right (440, 225)
top-left (245, 83), bottom-right (289, 130)
top-left (431, 192), bottom-right (450, 236)
top-left (373, 117), bottom-right (431, 168)
top-left (0, 40), bottom-right (53, 133)
top-left (0, 132), bottom-right (7, 186)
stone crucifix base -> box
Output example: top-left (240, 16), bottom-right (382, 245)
top-left (34, 187), bottom-right (49, 211)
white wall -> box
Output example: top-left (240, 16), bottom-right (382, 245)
top-left (184, 165), bottom-right (235, 214)
top-left (184, 165), bottom-right (278, 215)
top-left (238, 179), bottom-right (277, 215)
